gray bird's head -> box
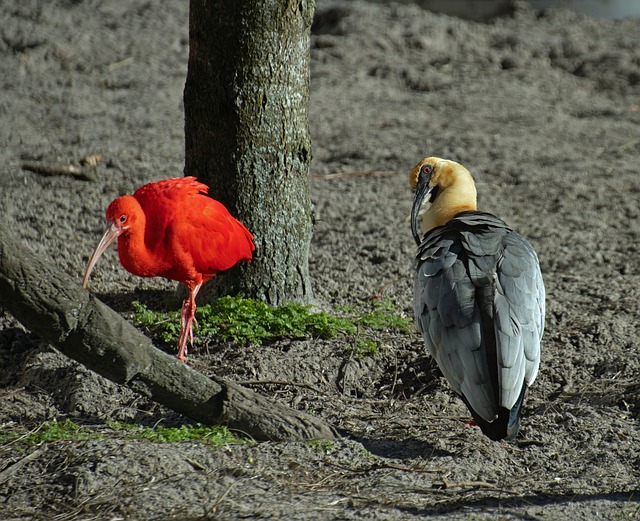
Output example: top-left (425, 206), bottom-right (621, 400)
top-left (409, 157), bottom-right (477, 245)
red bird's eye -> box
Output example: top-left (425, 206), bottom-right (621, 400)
top-left (119, 215), bottom-right (127, 223)
top-left (421, 164), bottom-right (433, 176)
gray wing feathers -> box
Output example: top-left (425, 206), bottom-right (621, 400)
top-left (414, 234), bottom-right (497, 419)
top-left (414, 213), bottom-right (544, 422)
top-left (497, 233), bottom-right (544, 392)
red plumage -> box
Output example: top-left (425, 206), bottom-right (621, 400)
top-left (83, 177), bottom-right (255, 361)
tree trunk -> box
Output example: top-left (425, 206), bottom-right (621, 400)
top-left (0, 223), bottom-right (338, 442)
top-left (184, 0), bottom-right (315, 306)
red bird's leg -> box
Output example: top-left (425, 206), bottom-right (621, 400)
top-left (464, 418), bottom-right (479, 429)
top-left (176, 283), bottom-right (202, 362)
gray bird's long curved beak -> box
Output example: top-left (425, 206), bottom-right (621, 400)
top-left (82, 222), bottom-right (121, 288)
top-left (411, 180), bottom-right (433, 246)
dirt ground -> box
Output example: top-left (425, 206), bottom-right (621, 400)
top-left (1, 0), bottom-right (640, 519)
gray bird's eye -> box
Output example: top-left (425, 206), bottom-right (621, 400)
top-left (420, 164), bottom-right (433, 176)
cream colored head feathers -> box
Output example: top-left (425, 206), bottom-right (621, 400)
top-left (410, 157), bottom-right (478, 236)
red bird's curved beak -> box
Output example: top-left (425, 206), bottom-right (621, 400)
top-left (82, 222), bottom-right (122, 288)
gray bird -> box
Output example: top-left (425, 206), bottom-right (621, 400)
top-left (410, 157), bottom-right (545, 440)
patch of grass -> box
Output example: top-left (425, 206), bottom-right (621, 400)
top-left (305, 439), bottom-right (335, 452)
top-left (32, 419), bottom-right (90, 442)
top-left (132, 295), bottom-right (413, 357)
top-left (338, 297), bottom-right (415, 356)
top-left (0, 421), bottom-right (249, 449)
top-left (131, 301), bottom-right (181, 344)
top-left (356, 298), bottom-right (413, 334)
top-left (110, 422), bottom-right (249, 447)
top-left (351, 338), bottom-right (380, 356)
top-left (0, 420), bottom-right (95, 445)
top-left (133, 296), bottom-right (357, 346)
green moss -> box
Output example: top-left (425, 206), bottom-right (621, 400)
top-left (350, 338), bottom-right (380, 356)
top-left (356, 299), bottom-right (413, 334)
top-left (132, 296), bottom-right (356, 346)
top-left (0, 420), bottom-right (95, 445)
top-left (0, 420), bottom-right (249, 449)
top-left (132, 295), bottom-right (413, 357)
top-left (305, 439), bottom-right (335, 452)
top-left (110, 422), bottom-right (249, 446)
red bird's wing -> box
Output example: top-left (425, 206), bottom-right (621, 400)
top-left (133, 177), bottom-right (254, 284)
top-left (134, 177), bottom-right (210, 253)
top-left (182, 198), bottom-right (255, 275)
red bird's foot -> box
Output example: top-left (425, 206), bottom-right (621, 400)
top-left (176, 321), bottom-right (193, 362)
top-left (464, 418), bottom-right (479, 429)
top-left (176, 333), bottom-right (189, 362)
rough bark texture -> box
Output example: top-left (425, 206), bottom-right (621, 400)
top-left (0, 222), bottom-right (337, 442)
top-left (184, 0), bottom-right (315, 305)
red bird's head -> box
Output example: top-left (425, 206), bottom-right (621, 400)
top-left (105, 195), bottom-right (143, 235)
top-left (82, 195), bottom-right (141, 288)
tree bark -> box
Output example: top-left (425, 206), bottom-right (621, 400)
top-left (0, 223), bottom-right (337, 442)
top-left (184, 0), bottom-right (315, 306)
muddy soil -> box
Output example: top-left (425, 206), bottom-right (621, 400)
top-left (1, 1), bottom-right (639, 519)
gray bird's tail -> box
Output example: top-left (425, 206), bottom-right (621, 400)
top-left (463, 384), bottom-right (527, 441)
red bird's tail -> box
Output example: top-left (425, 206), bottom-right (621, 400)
top-left (234, 219), bottom-right (255, 263)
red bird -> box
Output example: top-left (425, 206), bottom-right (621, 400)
top-left (82, 177), bottom-right (255, 361)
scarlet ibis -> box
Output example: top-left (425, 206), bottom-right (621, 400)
top-left (83, 177), bottom-right (255, 361)
top-left (410, 157), bottom-right (544, 440)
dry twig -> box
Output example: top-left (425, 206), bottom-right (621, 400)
top-left (310, 171), bottom-right (398, 180)
top-left (237, 379), bottom-right (325, 394)
top-left (0, 448), bottom-right (46, 484)
top-left (21, 162), bottom-right (95, 182)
